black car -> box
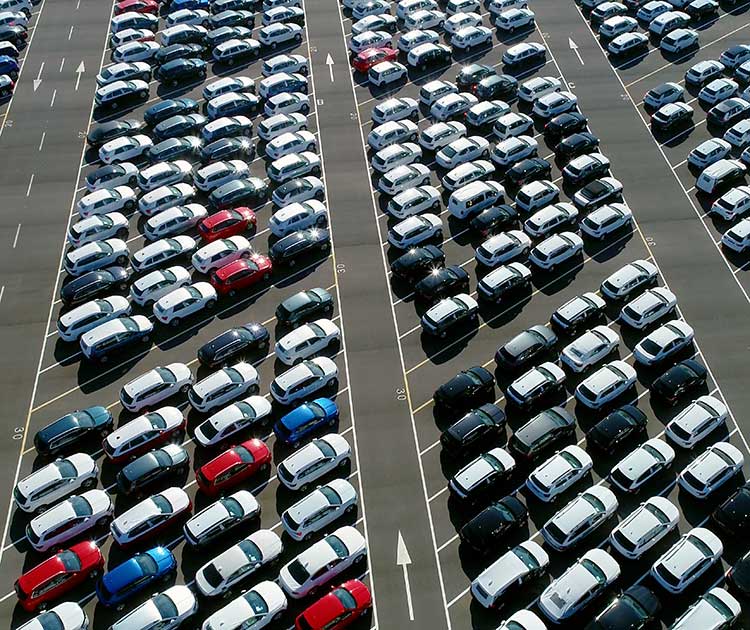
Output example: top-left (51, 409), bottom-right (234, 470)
top-left (205, 25), bottom-right (252, 48)
top-left (456, 64), bottom-right (495, 91)
top-left (707, 98), bottom-right (750, 127)
top-left (153, 113), bottom-right (208, 140)
top-left (276, 287), bottom-right (334, 326)
top-left (209, 9), bottom-right (255, 29)
top-left (208, 92), bottom-right (261, 118)
top-left (147, 136), bottom-right (203, 162)
top-left (458, 496), bottom-right (528, 553)
top-left (197, 322), bottom-right (270, 368)
top-left (728, 551), bottom-right (750, 595)
top-left (60, 267), bottom-right (130, 306)
top-left (440, 403), bottom-right (506, 457)
top-left (86, 164), bottom-right (138, 190)
top-left (712, 481), bottom-right (750, 535)
top-left (414, 265), bottom-right (470, 303)
top-left (687, 0), bottom-right (719, 18)
top-left (504, 157), bottom-right (552, 189)
top-left (585, 586), bottom-right (661, 630)
top-left (33, 406), bottom-right (114, 456)
top-left (200, 136), bottom-right (254, 163)
top-left (473, 73), bottom-right (518, 101)
top-left (433, 366), bottom-right (495, 414)
top-left (213, 0), bottom-right (256, 12)
top-left (116, 445), bottom-right (189, 496)
top-left (154, 43), bottom-right (207, 66)
top-left (550, 292), bottom-right (606, 334)
top-left (86, 119), bottom-right (146, 147)
top-left (0, 25), bottom-right (27, 47)
top-left (411, 43), bottom-right (451, 71)
top-left (155, 57), bottom-right (207, 85)
top-left (269, 228), bottom-right (331, 266)
top-left (495, 325), bottom-right (558, 371)
top-left (544, 111), bottom-right (588, 141)
top-left (145, 99), bottom-right (199, 128)
top-left (555, 132), bottom-right (600, 162)
top-left (651, 359), bottom-right (707, 404)
top-left (469, 204), bottom-right (518, 237)
top-left (208, 177), bottom-right (268, 210)
top-left (508, 406), bottom-right (576, 460)
top-left (586, 405), bottom-right (648, 453)
top-left (390, 245), bottom-right (445, 281)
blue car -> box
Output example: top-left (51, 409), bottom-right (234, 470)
top-left (273, 397), bottom-right (339, 447)
top-left (170, 0), bottom-right (210, 9)
top-left (96, 546), bottom-right (176, 610)
top-left (0, 55), bottom-right (19, 79)
top-left (34, 406), bottom-right (113, 456)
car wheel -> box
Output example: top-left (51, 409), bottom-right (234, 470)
top-left (271, 41), bottom-right (277, 49)
top-left (312, 165), bottom-right (321, 175)
top-left (82, 477), bottom-right (96, 489)
top-left (435, 229), bottom-right (443, 240)
top-left (303, 532), bottom-right (314, 542)
top-left (139, 90), bottom-right (147, 98)
top-left (206, 299), bottom-right (216, 309)
top-left (99, 354), bottom-right (108, 362)
top-left (354, 553), bottom-right (367, 566)
top-left (180, 384), bottom-right (190, 394)
top-left (116, 603), bottom-right (126, 611)
top-left (328, 377), bottom-right (339, 391)
top-left (345, 503), bottom-right (356, 514)
top-left (170, 318), bottom-right (181, 327)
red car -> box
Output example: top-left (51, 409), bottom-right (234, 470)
top-left (15, 541), bottom-right (104, 612)
top-left (196, 438), bottom-right (271, 496)
top-left (352, 47), bottom-right (398, 73)
top-left (210, 255), bottom-right (272, 296)
top-left (295, 580), bottom-right (372, 630)
top-left (198, 207), bottom-right (256, 243)
top-left (115, 0), bottom-right (159, 14)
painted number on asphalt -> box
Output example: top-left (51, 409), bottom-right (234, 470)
top-left (336, 263), bottom-right (346, 274)
top-left (317, 98), bottom-right (324, 106)
top-left (12, 427), bottom-right (23, 440)
top-left (3, 119), bottom-right (11, 128)
top-left (646, 236), bottom-right (656, 247)
top-left (350, 112), bottom-right (358, 121)
top-left (395, 388), bottom-right (406, 401)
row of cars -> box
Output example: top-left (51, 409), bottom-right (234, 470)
top-left (0, 0), bottom-right (36, 100)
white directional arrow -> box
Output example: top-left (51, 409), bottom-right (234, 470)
top-left (325, 53), bottom-right (334, 83)
top-left (397, 531), bottom-right (415, 621)
top-left (569, 38), bottom-right (585, 65)
top-left (33, 61), bottom-right (43, 92)
top-left (74, 61), bottom-right (85, 91)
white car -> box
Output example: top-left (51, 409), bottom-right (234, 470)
top-left (711, 185), bottom-right (750, 220)
top-left (131, 236), bottom-right (197, 273)
top-left (445, 11), bottom-right (481, 35)
top-left (619, 286), bottom-right (677, 329)
top-left (699, 78), bottom-right (738, 105)
top-left (387, 214), bottom-right (443, 248)
top-left (77, 186), bottom-right (137, 218)
top-left (688, 138), bottom-right (731, 169)
top-left (477, 262), bottom-right (532, 301)
top-left (269, 200), bottom-right (328, 238)
top-left (524, 202), bottom-right (578, 239)
top-left (80, 315), bottom-right (153, 361)
top-left (369, 60), bottom-right (407, 87)
top-left (560, 326), bottom-right (619, 373)
top-left (275, 319), bottom-right (340, 366)
top-left (608, 32), bottom-right (649, 56)
top-left (263, 53), bottom-right (308, 77)
top-left (448, 448), bottom-right (516, 500)
top-left (99, 134), bottom-right (153, 164)
top-left (368, 120), bottom-right (419, 151)
top-left (436, 136), bottom-right (490, 169)
top-left (103, 407), bottom-right (184, 461)
top-left (379, 163), bottom-right (431, 196)
top-left (194, 396), bottom-right (272, 448)
top-left (152, 282), bottom-right (217, 326)
top-left (724, 119), bottom-right (750, 149)
top-left (575, 360), bottom-right (637, 409)
top-left (609, 437), bottom-right (675, 492)
top-left (679, 441), bottom-right (744, 498)
top-left (580, 202), bottom-right (632, 238)
top-left (348, 29), bottom-right (391, 54)
top-left (85, 162), bottom-right (138, 192)
top-left (195, 530), bottom-right (283, 597)
top-left (120, 363), bottom-right (193, 412)
top-left (189, 362), bottom-right (259, 412)
top-left (666, 395), bottom-right (728, 448)
top-left (491, 135), bottom-right (538, 168)
top-left (471, 541), bottom-right (550, 609)
top-left (442, 159), bottom-right (494, 191)
top-left (722, 218), bottom-right (750, 252)
top-left (541, 485), bottom-right (618, 550)
top-left (496, 611), bottom-right (547, 630)
top-left (144, 204), bottom-right (208, 241)
top-left (475, 230), bottom-right (531, 267)
top-left (599, 14), bottom-right (637, 38)
top-left (526, 445), bottom-right (593, 501)
top-left (352, 0), bottom-right (390, 19)
top-left (372, 142), bottom-right (423, 173)
top-left (138, 183), bottom-right (196, 217)
top-left (257, 112), bottom-right (307, 141)
top-left (419, 120), bottom-right (466, 151)
top-left (516, 180), bottom-right (559, 214)
top-left (528, 232), bottom-right (583, 270)
top-left (110, 486), bottom-right (190, 546)
top-left (466, 100), bottom-right (510, 128)
top-left (18, 603), bottom-right (89, 630)
top-left (267, 151), bottom-right (321, 183)
top-left (496, 7), bottom-right (535, 31)
top-left (387, 185), bottom-right (440, 218)
top-left (633, 319), bottom-right (694, 365)
top-left (26, 490), bottom-right (112, 552)
top-left (601, 259), bottom-right (659, 300)
top-left (506, 361), bottom-right (565, 408)
top-left (97, 61), bottom-right (151, 87)
top-left (643, 81), bottom-right (685, 109)
top-left (670, 588), bottom-right (741, 630)
top-left (277, 433), bottom-right (351, 491)
top-left (110, 28), bottom-right (154, 49)
top-left (138, 160), bottom-right (192, 192)
top-left (494, 112), bottom-right (534, 140)
top-left (371, 96), bottom-right (419, 124)
top-left (68, 212), bottom-right (129, 247)
top-left (282, 479), bottom-right (357, 541)
top-left (264, 92), bottom-right (310, 117)
top-left (431, 92), bottom-right (479, 123)
top-left (518, 76), bottom-right (561, 103)
top-left (109, 586), bottom-right (197, 630)
top-left (270, 356), bottom-right (338, 405)
top-left (403, 8), bottom-right (445, 30)
top-left (258, 21), bottom-right (302, 48)
top-left (201, 581), bottom-right (287, 630)
top-left (191, 235), bottom-right (252, 274)
top-left (660, 28), bottom-right (698, 54)
top-left (266, 130), bottom-right (317, 160)
top-left (112, 40), bottom-right (160, 63)
top-left (279, 526), bottom-right (367, 598)
top-left (193, 160), bottom-right (250, 192)
top-left (202, 76), bottom-right (255, 101)
top-left (451, 25), bottom-right (492, 51)
top-left (166, 8), bottom-right (209, 26)
top-left (64, 239), bottom-right (129, 276)
top-left (538, 549), bottom-right (620, 623)
top-left (651, 527), bottom-right (723, 593)
top-left (533, 90), bottom-right (578, 119)
top-left (502, 41), bottom-right (546, 66)
top-left (14, 454), bottom-right (98, 514)
top-left (183, 490), bottom-right (260, 547)
top-left (419, 79), bottom-right (458, 107)
top-left (130, 266), bottom-right (191, 307)
top-left (351, 13), bottom-right (397, 35)
top-left (398, 29), bottom-right (438, 53)
top-left (57, 295), bottom-right (131, 342)
top-left (609, 496), bottom-right (680, 559)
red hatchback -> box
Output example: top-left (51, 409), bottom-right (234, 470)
top-left (210, 255), bottom-right (272, 296)
top-left (198, 207), bottom-right (256, 243)
top-left (196, 438), bottom-right (271, 496)
top-left (15, 541), bottom-right (104, 612)
top-left (352, 47), bottom-right (398, 73)
top-left (115, 0), bottom-right (159, 14)
top-left (295, 580), bottom-right (372, 630)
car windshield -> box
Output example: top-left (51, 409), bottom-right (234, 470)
top-left (148, 412), bottom-right (168, 430)
top-left (704, 592), bottom-right (735, 620)
top-left (34, 612), bottom-right (65, 630)
top-left (622, 594), bottom-right (649, 618)
top-left (559, 450), bottom-right (582, 469)
top-left (242, 589), bottom-right (268, 616)
top-left (226, 367), bottom-right (245, 383)
top-left (582, 493), bottom-right (606, 513)
top-left (135, 553), bottom-right (159, 576)
top-left (234, 445), bottom-right (255, 464)
top-left (319, 485), bottom-right (342, 506)
top-left (220, 497), bottom-right (245, 518)
top-left (153, 494), bottom-right (173, 514)
top-left (122, 317), bottom-right (141, 333)
top-left (639, 338), bottom-right (662, 355)
top-left (642, 443), bottom-right (666, 462)
top-left (327, 534), bottom-right (349, 558)
top-left (153, 593), bottom-right (178, 620)
top-left (315, 439), bottom-right (335, 458)
top-left (199, 421), bottom-right (219, 440)
top-left (582, 558), bottom-right (607, 584)
top-left (333, 587), bottom-right (358, 610)
top-left (286, 559), bottom-right (309, 583)
top-left (513, 545), bottom-right (540, 570)
top-left (55, 460), bottom-right (78, 480)
top-left (70, 495), bottom-right (93, 517)
top-left (200, 563), bottom-right (224, 588)
top-left (58, 549), bottom-right (83, 572)
top-left (155, 366), bottom-right (177, 384)
top-left (483, 452), bottom-right (506, 473)
top-left (238, 539), bottom-right (262, 563)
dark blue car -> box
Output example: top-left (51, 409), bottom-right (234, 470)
top-left (0, 55), bottom-right (19, 79)
top-left (97, 546), bottom-right (176, 610)
top-left (273, 397), bottom-right (338, 447)
top-left (34, 406), bottom-right (113, 456)
top-left (170, 0), bottom-right (210, 10)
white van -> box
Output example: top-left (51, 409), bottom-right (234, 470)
top-left (696, 159), bottom-right (746, 194)
top-left (448, 181), bottom-right (505, 219)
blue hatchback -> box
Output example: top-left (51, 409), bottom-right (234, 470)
top-left (273, 397), bottom-right (339, 447)
top-left (0, 55), bottom-right (19, 78)
top-left (170, 0), bottom-right (210, 9)
top-left (97, 546), bottom-right (176, 609)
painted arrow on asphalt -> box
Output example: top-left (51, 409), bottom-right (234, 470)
top-left (569, 38), bottom-right (585, 65)
top-left (325, 53), bottom-right (334, 82)
top-left (75, 61), bottom-right (85, 91)
top-left (33, 61), bottom-right (43, 91)
top-left (397, 531), bottom-right (415, 621)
